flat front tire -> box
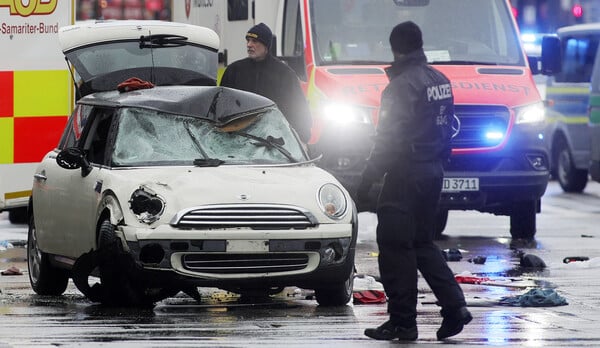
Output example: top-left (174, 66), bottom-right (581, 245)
top-left (27, 215), bottom-right (69, 295)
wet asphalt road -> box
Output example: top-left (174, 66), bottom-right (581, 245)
top-left (1, 180), bottom-right (600, 347)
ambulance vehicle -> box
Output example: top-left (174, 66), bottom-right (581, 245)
top-left (173, 0), bottom-right (560, 239)
top-left (0, 0), bottom-right (75, 223)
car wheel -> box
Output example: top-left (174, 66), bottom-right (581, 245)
top-left (27, 214), bottom-right (69, 295)
top-left (509, 200), bottom-right (537, 240)
top-left (434, 209), bottom-right (449, 240)
top-left (8, 207), bottom-right (28, 224)
top-left (314, 271), bottom-right (354, 307)
top-left (555, 138), bottom-right (588, 193)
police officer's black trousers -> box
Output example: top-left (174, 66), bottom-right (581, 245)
top-left (376, 165), bottom-right (466, 327)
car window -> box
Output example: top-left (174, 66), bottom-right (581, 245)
top-left (58, 104), bottom-right (94, 150)
top-left (66, 41), bottom-right (218, 83)
top-left (111, 106), bottom-right (307, 166)
top-left (555, 35), bottom-right (600, 83)
top-left (84, 109), bottom-right (115, 165)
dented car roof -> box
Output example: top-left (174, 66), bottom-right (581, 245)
top-left (79, 85), bottom-right (275, 125)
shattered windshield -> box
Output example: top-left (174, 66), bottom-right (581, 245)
top-left (112, 106), bottom-right (307, 166)
top-left (309, 0), bottom-right (524, 66)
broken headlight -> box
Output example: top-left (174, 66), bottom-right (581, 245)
top-left (129, 187), bottom-right (165, 224)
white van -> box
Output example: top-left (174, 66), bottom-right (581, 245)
top-left (589, 27), bottom-right (600, 183)
top-left (544, 23), bottom-right (600, 192)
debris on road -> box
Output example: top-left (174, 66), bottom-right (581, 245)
top-left (1, 265), bottom-right (22, 276)
top-left (499, 288), bottom-right (568, 307)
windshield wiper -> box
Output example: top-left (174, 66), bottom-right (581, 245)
top-left (139, 34), bottom-right (189, 48)
top-left (193, 158), bottom-right (224, 167)
top-left (230, 131), bottom-right (297, 163)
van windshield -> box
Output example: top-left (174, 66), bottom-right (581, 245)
top-left (309, 0), bottom-right (524, 67)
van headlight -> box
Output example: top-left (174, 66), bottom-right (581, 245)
top-left (322, 102), bottom-right (373, 125)
top-left (515, 102), bottom-right (545, 124)
top-left (318, 183), bottom-right (347, 219)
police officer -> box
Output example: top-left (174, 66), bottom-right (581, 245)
top-left (358, 21), bottom-right (471, 341)
top-left (219, 23), bottom-right (312, 144)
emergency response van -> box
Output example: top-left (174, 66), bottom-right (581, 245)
top-left (173, 0), bottom-right (559, 239)
top-left (589, 33), bottom-right (600, 183)
top-left (544, 23), bottom-right (600, 193)
top-left (0, 0), bottom-right (75, 223)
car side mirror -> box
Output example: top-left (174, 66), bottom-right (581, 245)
top-left (540, 35), bottom-right (561, 75)
top-left (56, 147), bottom-right (92, 177)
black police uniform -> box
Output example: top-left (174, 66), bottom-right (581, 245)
top-left (220, 54), bottom-right (312, 144)
top-left (361, 48), bottom-right (467, 328)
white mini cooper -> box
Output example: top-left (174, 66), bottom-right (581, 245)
top-left (27, 21), bottom-right (356, 307)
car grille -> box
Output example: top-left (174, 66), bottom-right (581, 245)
top-left (452, 105), bottom-right (510, 149)
top-left (170, 204), bottom-right (317, 229)
top-left (182, 253), bottom-right (310, 274)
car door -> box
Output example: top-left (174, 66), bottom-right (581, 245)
top-left (49, 108), bottom-right (116, 259)
top-left (33, 104), bottom-right (92, 255)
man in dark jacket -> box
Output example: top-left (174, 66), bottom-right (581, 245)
top-left (359, 21), bottom-right (471, 341)
top-left (219, 23), bottom-right (312, 143)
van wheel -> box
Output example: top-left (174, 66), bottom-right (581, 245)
top-left (509, 200), bottom-right (537, 240)
top-left (315, 271), bottom-right (354, 307)
top-left (434, 209), bottom-right (449, 240)
top-left (27, 214), bottom-right (69, 295)
top-left (555, 138), bottom-right (588, 193)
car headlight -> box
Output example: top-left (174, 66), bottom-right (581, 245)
top-left (322, 102), bottom-right (373, 125)
top-left (129, 186), bottom-right (165, 224)
top-left (318, 183), bottom-right (348, 220)
top-left (515, 102), bottom-right (545, 124)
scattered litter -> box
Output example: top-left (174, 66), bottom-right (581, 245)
top-left (499, 288), bottom-right (568, 307)
top-left (353, 274), bottom-right (384, 291)
top-left (563, 256), bottom-right (589, 264)
top-left (352, 274), bottom-right (386, 304)
top-left (557, 257), bottom-right (600, 269)
top-left (454, 271), bottom-right (536, 288)
top-left (468, 256), bottom-right (487, 264)
top-left (1, 265), bottom-right (23, 276)
top-left (367, 252), bottom-right (379, 257)
top-left (443, 248), bottom-right (463, 261)
top-left (0, 240), bottom-right (14, 251)
top-left (353, 290), bottom-right (386, 304)
top-left (520, 254), bottom-right (546, 269)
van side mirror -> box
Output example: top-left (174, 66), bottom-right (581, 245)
top-left (56, 147), bottom-right (92, 177)
top-left (540, 35), bottom-right (561, 75)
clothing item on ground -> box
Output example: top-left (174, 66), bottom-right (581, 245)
top-left (499, 288), bottom-right (568, 307)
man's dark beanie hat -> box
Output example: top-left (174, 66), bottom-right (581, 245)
top-left (246, 22), bottom-right (273, 50)
top-left (389, 21), bottom-right (423, 54)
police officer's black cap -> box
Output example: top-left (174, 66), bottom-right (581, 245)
top-left (246, 22), bottom-right (273, 50)
top-left (389, 21), bottom-right (423, 54)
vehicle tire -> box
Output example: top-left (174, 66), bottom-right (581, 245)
top-left (509, 200), bottom-right (537, 240)
top-left (314, 271), bottom-right (354, 307)
top-left (8, 207), bottom-right (28, 224)
top-left (434, 209), bottom-right (449, 240)
top-left (555, 137), bottom-right (588, 193)
top-left (27, 214), bottom-right (69, 295)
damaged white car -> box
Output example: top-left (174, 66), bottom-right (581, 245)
top-left (27, 20), bottom-right (357, 307)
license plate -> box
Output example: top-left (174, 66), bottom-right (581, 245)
top-left (442, 178), bottom-right (479, 192)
